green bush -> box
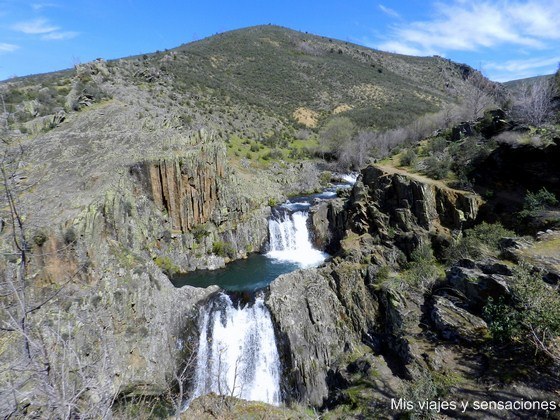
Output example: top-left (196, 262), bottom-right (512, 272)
top-left (402, 244), bottom-right (442, 291)
top-left (399, 148), bottom-right (417, 167)
top-left (398, 366), bottom-right (460, 419)
top-left (422, 155), bottom-right (451, 180)
top-left (154, 255), bottom-right (180, 276)
top-left (484, 264), bottom-right (560, 359)
top-left (445, 222), bottom-right (515, 262)
top-left (64, 227), bottom-right (77, 244)
top-left (191, 223), bottom-right (210, 241)
top-left (33, 230), bottom-right (48, 246)
top-left (212, 241), bottom-right (236, 258)
top-left (519, 187), bottom-right (559, 219)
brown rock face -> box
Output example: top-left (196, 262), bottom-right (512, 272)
top-left (358, 165), bottom-right (482, 234)
top-left (133, 143), bottom-right (226, 232)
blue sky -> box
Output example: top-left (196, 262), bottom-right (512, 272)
top-left (0, 0), bottom-right (559, 82)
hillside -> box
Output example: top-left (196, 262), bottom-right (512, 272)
top-left (2, 25), bottom-right (491, 133)
top-left (0, 25), bottom-right (496, 231)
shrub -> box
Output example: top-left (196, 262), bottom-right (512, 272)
top-left (153, 255), bottom-right (180, 276)
top-left (399, 148), bottom-right (417, 167)
top-left (33, 230), bottom-right (48, 246)
top-left (212, 241), bottom-right (236, 258)
top-left (484, 264), bottom-right (560, 361)
top-left (402, 244), bottom-right (442, 292)
top-left (191, 224), bottom-right (210, 241)
top-left (422, 155), bottom-right (451, 180)
top-left (426, 136), bottom-right (447, 154)
top-left (519, 187), bottom-right (559, 219)
top-left (64, 227), bottom-right (77, 244)
top-left (445, 222), bottom-right (515, 262)
top-left (398, 366), bottom-right (460, 419)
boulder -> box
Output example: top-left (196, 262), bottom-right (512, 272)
top-left (431, 296), bottom-right (489, 343)
top-left (446, 265), bottom-right (511, 312)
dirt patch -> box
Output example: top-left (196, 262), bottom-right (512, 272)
top-left (333, 104), bottom-right (353, 114)
top-left (349, 83), bottom-right (389, 104)
top-left (293, 107), bottom-right (319, 128)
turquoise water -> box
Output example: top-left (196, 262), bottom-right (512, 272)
top-left (172, 181), bottom-right (353, 292)
top-left (171, 254), bottom-right (300, 291)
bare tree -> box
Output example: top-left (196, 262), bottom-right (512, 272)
top-left (461, 72), bottom-right (497, 121)
top-left (513, 77), bottom-right (554, 126)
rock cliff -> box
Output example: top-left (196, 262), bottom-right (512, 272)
top-left (267, 260), bottom-right (378, 406)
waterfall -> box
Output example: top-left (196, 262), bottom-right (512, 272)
top-left (266, 210), bottom-right (328, 267)
top-left (189, 293), bottom-right (282, 406)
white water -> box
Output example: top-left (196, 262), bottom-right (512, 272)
top-left (340, 172), bottom-right (359, 184)
top-left (266, 210), bottom-right (328, 268)
top-left (190, 293), bottom-right (282, 405)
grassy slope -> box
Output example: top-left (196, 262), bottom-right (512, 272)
top-left (164, 25), bottom-right (471, 128)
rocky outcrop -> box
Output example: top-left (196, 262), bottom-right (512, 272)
top-left (308, 197), bottom-right (346, 252)
top-left (266, 260), bottom-right (378, 407)
top-left (472, 137), bottom-right (560, 231)
top-left (431, 295), bottom-right (489, 343)
top-left (0, 237), bottom-right (217, 417)
top-left (443, 259), bottom-right (512, 312)
top-left (357, 165), bottom-right (481, 234)
top-left (131, 142), bottom-right (225, 232)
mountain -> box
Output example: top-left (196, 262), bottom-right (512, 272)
top-left (2, 25), bottom-right (490, 133)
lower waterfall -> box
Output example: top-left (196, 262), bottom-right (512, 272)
top-left (189, 293), bottom-right (281, 405)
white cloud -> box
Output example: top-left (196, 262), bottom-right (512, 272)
top-left (376, 1), bottom-right (560, 56)
top-left (484, 55), bottom-right (560, 80)
top-left (12, 18), bottom-right (59, 34)
top-left (0, 42), bottom-right (19, 52)
top-left (10, 17), bottom-right (78, 41)
top-left (32, 3), bottom-right (59, 11)
top-left (378, 4), bottom-right (400, 19)
top-left (42, 31), bottom-right (78, 41)
top-left (486, 56), bottom-right (560, 73)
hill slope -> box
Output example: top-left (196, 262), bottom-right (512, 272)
top-left (2, 25), bottom-right (489, 134)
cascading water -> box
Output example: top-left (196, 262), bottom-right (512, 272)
top-left (185, 180), bottom-right (352, 408)
top-left (189, 293), bottom-right (281, 405)
top-left (266, 209), bottom-right (328, 267)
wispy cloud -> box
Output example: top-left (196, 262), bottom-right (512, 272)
top-left (376, 0), bottom-right (560, 55)
top-left (378, 4), bottom-right (400, 19)
top-left (31, 3), bottom-right (59, 11)
top-left (12, 18), bottom-right (59, 34)
top-left (11, 17), bottom-right (78, 41)
top-left (41, 31), bottom-right (78, 40)
top-left (486, 56), bottom-right (560, 73)
top-left (485, 55), bottom-right (560, 81)
top-left (0, 42), bottom-right (19, 53)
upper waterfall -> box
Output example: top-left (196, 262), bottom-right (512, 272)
top-left (266, 210), bottom-right (328, 268)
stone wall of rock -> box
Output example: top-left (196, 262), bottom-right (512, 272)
top-left (267, 260), bottom-right (378, 406)
top-left (132, 142), bottom-right (225, 232)
top-left (357, 165), bottom-right (481, 234)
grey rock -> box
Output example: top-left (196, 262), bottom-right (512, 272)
top-left (431, 296), bottom-right (489, 343)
